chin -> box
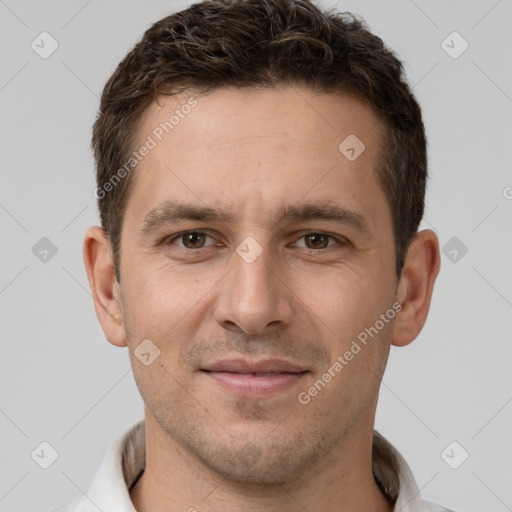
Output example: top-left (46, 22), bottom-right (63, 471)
top-left (188, 431), bottom-right (331, 486)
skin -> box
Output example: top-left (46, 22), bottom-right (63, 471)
top-left (84, 85), bottom-right (440, 512)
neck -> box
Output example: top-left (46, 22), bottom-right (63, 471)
top-left (130, 411), bottom-right (394, 512)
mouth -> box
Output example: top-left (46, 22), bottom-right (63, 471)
top-left (200, 359), bottom-right (309, 396)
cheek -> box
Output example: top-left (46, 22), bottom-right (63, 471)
top-left (129, 354), bottom-right (191, 429)
top-left (302, 300), bottom-right (394, 423)
top-left (124, 260), bottom-right (218, 335)
top-left (297, 269), bottom-right (387, 349)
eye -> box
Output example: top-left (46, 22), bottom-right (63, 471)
top-left (168, 231), bottom-right (215, 249)
top-left (294, 233), bottom-right (344, 249)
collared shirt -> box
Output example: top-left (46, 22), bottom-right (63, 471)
top-left (52, 421), bottom-right (454, 512)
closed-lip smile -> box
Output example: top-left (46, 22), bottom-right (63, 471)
top-left (201, 358), bottom-right (309, 396)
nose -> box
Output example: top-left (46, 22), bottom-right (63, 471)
top-left (214, 241), bottom-right (295, 335)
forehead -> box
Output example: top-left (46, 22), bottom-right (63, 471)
top-left (126, 85), bottom-right (390, 232)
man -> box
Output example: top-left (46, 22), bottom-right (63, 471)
top-left (56, 0), bottom-right (451, 510)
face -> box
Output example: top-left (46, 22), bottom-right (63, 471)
top-left (117, 86), bottom-right (399, 483)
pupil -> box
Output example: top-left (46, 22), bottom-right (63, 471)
top-left (307, 234), bottom-right (327, 248)
top-left (185, 232), bottom-right (204, 248)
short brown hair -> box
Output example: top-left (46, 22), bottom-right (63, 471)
top-left (92, 0), bottom-right (427, 279)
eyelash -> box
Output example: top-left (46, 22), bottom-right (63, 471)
top-left (164, 230), bottom-right (347, 250)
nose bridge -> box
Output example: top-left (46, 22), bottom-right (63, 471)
top-left (215, 237), bottom-right (294, 334)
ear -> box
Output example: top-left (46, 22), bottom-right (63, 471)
top-left (392, 229), bottom-right (440, 347)
top-left (83, 226), bottom-right (127, 347)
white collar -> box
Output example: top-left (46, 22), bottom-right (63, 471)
top-left (57, 421), bottom-right (451, 512)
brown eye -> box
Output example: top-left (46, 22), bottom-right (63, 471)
top-left (181, 231), bottom-right (207, 248)
top-left (304, 233), bottom-right (330, 249)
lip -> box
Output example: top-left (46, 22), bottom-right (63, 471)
top-left (202, 359), bottom-right (306, 374)
top-left (201, 359), bottom-right (309, 396)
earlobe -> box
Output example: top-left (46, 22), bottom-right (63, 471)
top-left (83, 226), bottom-right (127, 347)
top-left (391, 229), bottom-right (441, 347)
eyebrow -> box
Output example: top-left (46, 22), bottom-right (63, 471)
top-left (140, 201), bottom-right (235, 235)
top-left (271, 202), bottom-right (371, 236)
top-left (140, 200), bottom-right (372, 237)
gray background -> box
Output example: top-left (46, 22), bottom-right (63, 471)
top-left (1, 0), bottom-right (511, 510)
